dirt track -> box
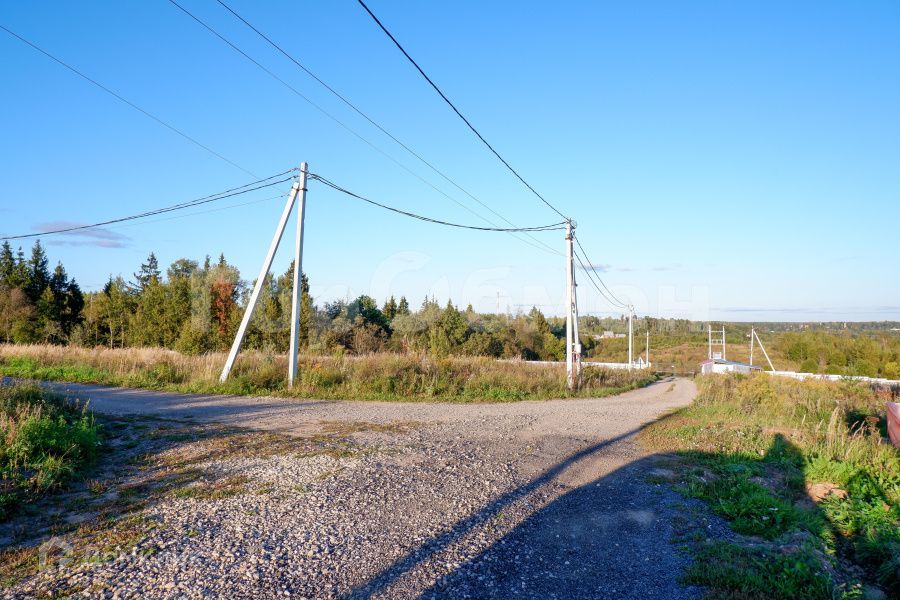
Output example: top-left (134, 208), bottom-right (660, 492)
top-left (12, 377), bottom-right (700, 599)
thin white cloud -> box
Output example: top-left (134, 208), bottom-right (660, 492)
top-left (34, 221), bottom-right (131, 249)
top-left (578, 262), bottom-right (611, 272)
top-left (579, 263), bottom-right (682, 273)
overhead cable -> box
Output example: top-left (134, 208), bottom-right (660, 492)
top-left (203, 0), bottom-right (562, 257)
top-left (573, 248), bottom-right (630, 310)
top-left (309, 173), bottom-right (565, 233)
top-left (0, 170), bottom-right (296, 241)
top-left (355, 0), bottom-right (568, 220)
top-left (0, 24), bottom-right (256, 178)
top-left (573, 234), bottom-right (630, 308)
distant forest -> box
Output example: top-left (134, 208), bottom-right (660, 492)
top-left (1, 241), bottom-right (897, 378)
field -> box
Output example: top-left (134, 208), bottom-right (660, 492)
top-left (641, 373), bottom-right (899, 598)
top-left (590, 338), bottom-right (794, 373)
top-left (0, 344), bottom-right (655, 403)
top-left (586, 327), bottom-right (900, 379)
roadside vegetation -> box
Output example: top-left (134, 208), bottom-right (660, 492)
top-left (3, 241), bottom-right (897, 380)
top-left (0, 384), bottom-right (100, 520)
top-left (0, 345), bottom-right (654, 402)
top-left (642, 374), bottom-right (899, 599)
top-left (584, 317), bottom-right (900, 378)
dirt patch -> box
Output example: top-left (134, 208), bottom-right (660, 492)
top-left (805, 482), bottom-right (848, 502)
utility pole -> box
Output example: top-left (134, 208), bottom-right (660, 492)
top-left (722, 326), bottom-right (726, 360)
top-left (572, 267), bottom-right (582, 378)
top-left (749, 327), bottom-right (755, 366)
top-left (627, 306), bottom-right (634, 370)
top-left (565, 220), bottom-right (580, 389)
top-left (752, 329), bottom-right (777, 372)
top-left (220, 163), bottom-right (305, 383)
top-left (287, 163), bottom-right (309, 387)
top-left (646, 330), bottom-right (650, 368)
top-left (708, 324), bottom-right (712, 360)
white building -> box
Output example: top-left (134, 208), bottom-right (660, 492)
top-left (700, 358), bottom-right (762, 375)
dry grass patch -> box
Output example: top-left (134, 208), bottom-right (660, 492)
top-left (0, 344), bottom-right (656, 402)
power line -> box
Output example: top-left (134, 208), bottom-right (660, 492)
top-left (573, 233), bottom-right (630, 309)
top-left (576, 253), bottom-right (629, 311)
top-left (0, 170), bottom-right (297, 241)
top-left (572, 249), bottom-right (629, 311)
top-left (571, 239), bottom-right (629, 310)
top-left (355, 0), bottom-right (568, 221)
top-left (309, 173), bottom-right (565, 233)
top-left (202, 0), bottom-right (561, 257)
top-left (92, 193), bottom-right (288, 233)
top-left (0, 24), bottom-right (256, 178)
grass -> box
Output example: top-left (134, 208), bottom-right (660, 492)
top-left (683, 541), bottom-right (833, 599)
top-left (0, 344), bottom-right (656, 402)
top-left (642, 373), bottom-right (899, 599)
top-left (0, 383), bottom-right (100, 521)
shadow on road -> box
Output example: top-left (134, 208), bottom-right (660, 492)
top-left (348, 425), bottom-right (871, 599)
top-left (348, 412), bottom-right (703, 599)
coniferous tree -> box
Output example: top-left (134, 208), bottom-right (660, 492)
top-left (14, 247), bottom-right (28, 288)
top-left (440, 301), bottom-right (469, 348)
top-left (0, 242), bottom-right (16, 286)
top-left (61, 279), bottom-right (85, 338)
top-left (133, 252), bottom-right (161, 291)
top-left (299, 272), bottom-right (312, 348)
top-left (25, 240), bottom-right (50, 302)
top-left (382, 296), bottom-right (398, 321)
top-left (397, 296), bottom-right (410, 316)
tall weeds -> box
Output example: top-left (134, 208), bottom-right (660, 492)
top-left (0, 344), bottom-right (654, 402)
top-left (0, 383), bottom-right (99, 519)
top-left (643, 373), bottom-right (899, 596)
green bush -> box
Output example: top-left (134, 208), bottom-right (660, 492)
top-left (0, 384), bottom-right (100, 519)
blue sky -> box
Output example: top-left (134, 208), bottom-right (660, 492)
top-left (1, 1), bottom-right (898, 321)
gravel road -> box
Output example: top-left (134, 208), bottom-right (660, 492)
top-left (11, 377), bottom-right (699, 599)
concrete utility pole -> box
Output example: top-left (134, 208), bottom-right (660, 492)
top-left (572, 267), bottom-right (582, 378)
top-left (753, 329), bottom-right (777, 372)
top-left (565, 220), bottom-right (580, 389)
top-left (722, 326), bottom-right (726, 360)
top-left (627, 306), bottom-right (634, 370)
top-left (750, 327), bottom-right (755, 366)
top-left (220, 163), bottom-right (306, 383)
top-left (287, 163), bottom-right (309, 387)
top-left (708, 324), bottom-right (712, 360)
top-left (646, 330), bottom-right (650, 368)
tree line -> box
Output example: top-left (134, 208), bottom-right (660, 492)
top-left (0, 242), bottom-right (567, 360)
top-left (0, 241), bottom-right (84, 344)
top-left (3, 242), bottom-right (896, 376)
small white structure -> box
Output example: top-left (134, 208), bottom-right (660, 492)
top-left (595, 331), bottom-right (625, 339)
top-left (700, 358), bottom-right (762, 375)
